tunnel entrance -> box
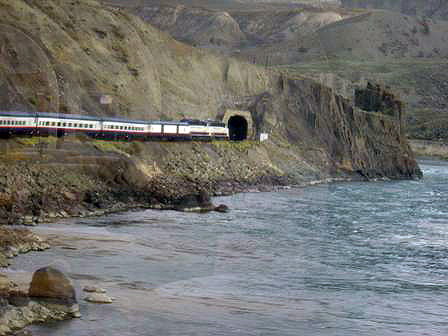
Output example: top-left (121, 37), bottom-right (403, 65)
top-left (228, 116), bottom-right (248, 141)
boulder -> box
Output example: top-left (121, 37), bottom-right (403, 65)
top-left (83, 286), bottom-right (106, 293)
top-left (28, 267), bottom-right (76, 303)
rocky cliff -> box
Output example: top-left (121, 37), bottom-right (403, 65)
top-left (0, 0), bottom-right (420, 224)
top-left (0, 1), bottom-right (422, 331)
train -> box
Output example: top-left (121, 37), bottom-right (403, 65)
top-left (0, 111), bottom-right (229, 141)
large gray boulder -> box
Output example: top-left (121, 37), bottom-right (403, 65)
top-left (28, 267), bottom-right (76, 303)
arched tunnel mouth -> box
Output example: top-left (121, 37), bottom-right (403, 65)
top-left (228, 116), bottom-right (248, 141)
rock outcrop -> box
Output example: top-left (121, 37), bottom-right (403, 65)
top-left (0, 227), bottom-right (49, 267)
top-left (29, 267), bottom-right (77, 303)
top-left (0, 268), bottom-right (80, 336)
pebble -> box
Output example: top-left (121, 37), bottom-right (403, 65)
top-left (83, 286), bottom-right (107, 293)
top-left (84, 293), bottom-right (113, 304)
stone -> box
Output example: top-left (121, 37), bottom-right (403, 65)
top-left (84, 293), bottom-right (113, 304)
top-left (22, 216), bottom-right (35, 226)
top-left (29, 267), bottom-right (76, 303)
top-left (83, 286), bottom-right (106, 293)
top-left (214, 204), bottom-right (229, 213)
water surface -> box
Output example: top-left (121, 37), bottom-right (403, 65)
top-left (11, 159), bottom-right (448, 336)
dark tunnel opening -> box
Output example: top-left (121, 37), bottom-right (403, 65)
top-left (228, 116), bottom-right (248, 141)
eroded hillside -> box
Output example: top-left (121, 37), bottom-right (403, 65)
top-left (341, 0), bottom-right (448, 21)
top-left (125, 1), bottom-right (448, 140)
top-left (0, 0), bottom-right (420, 214)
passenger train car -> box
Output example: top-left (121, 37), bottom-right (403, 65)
top-left (0, 111), bottom-right (229, 141)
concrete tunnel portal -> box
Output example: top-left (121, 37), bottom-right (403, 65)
top-left (228, 115), bottom-right (248, 141)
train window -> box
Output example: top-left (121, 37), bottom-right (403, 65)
top-left (120, 126), bottom-right (123, 130)
top-left (89, 124), bottom-right (93, 128)
top-left (45, 122), bottom-right (49, 126)
top-left (68, 123), bottom-right (72, 127)
top-left (57, 122), bottom-right (60, 127)
top-left (0, 120), bottom-right (2, 125)
top-left (62, 123), bottom-right (66, 127)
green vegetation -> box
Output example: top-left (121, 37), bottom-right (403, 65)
top-left (212, 140), bottom-right (258, 152)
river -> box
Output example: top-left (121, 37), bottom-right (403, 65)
top-left (10, 159), bottom-right (448, 335)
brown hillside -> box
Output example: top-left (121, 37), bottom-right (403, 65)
top-left (0, 0), bottom-right (420, 182)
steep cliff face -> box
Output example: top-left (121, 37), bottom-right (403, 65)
top-left (137, 5), bottom-right (246, 49)
top-left (130, 4), bottom-right (350, 51)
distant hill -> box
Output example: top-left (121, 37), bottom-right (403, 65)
top-left (129, 4), bottom-right (352, 52)
top-left (295, 10), bottom-right (448, 61)
top-left (341, 0), bottom-right (448, 21)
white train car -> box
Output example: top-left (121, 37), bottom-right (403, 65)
top-left (0, 111), bottom-right (227, 142)
top-left (101, 117), bottom-right (148, 140)
top-left (180, 119), bottom-right (211, 140)
top-left (35, 113), bottom-right (102, 137)
top-left (207, 120), bottom-right (229, 140)
top-left (0, 111), bottom-right (38, 137)
top-left (146, 121), bottom-right (191, 140)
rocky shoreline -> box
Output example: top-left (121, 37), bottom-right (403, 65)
top-left (0, 227), bottom-right (80, 336)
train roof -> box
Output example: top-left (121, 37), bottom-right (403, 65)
top-left (180, 118), bottom-right (207, 125)
top-left (37, 112), bottom-right (101, 121)
top-left (0, 111), bottom-right (188, 125)
top-left (0, 111), bottom-right (39, 118)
